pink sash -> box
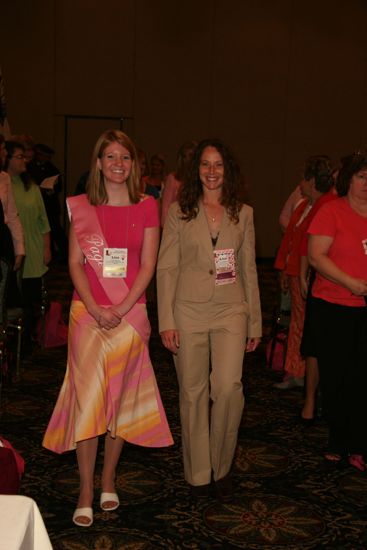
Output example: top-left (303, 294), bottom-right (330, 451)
top-left (67, 194), bottom-right (151, 343)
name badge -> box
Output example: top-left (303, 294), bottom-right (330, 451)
top-left (103, 248), bottom-right (127, 278)
top-left (214, 248), bottom-right (236, 286)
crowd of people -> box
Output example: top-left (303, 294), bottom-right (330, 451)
top-left (1, 128), bottom-right (366, 528)
top-left (0, 132), bottom-right (191, 344)
top-left (0, 135), bottom-right (53, 346)
top-left (274, 152), bottom-right (367, 473)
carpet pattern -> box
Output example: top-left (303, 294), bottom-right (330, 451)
top-left (1, 261), bottom-right (367, 549)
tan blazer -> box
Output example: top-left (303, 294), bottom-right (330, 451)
top-left (157, 201), bottom-right (262, 338)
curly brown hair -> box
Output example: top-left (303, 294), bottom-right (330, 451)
top-left (178, 138), bottom-right (243, 223)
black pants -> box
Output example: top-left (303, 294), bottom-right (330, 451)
top-left (22, 278), bottom-right (43, 338)
top-left (313, 297), bottom-right (367, 455)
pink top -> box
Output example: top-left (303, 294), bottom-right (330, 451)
top-left (308, 197), bottom-right (367, 307)
top-left (161, 173), bottom-right (181, 227)
top-left (0, 171), bottom-right (25, 255)
top-left (74, 196), bottom-right (159, 305)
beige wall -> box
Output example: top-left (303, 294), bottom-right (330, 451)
top-left (1, 0), bottom-right (367, 255)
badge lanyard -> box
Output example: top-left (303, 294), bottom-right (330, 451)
top-left (101, 206), bottom-right (129, 278)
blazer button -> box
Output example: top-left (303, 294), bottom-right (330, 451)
top-left (209, 269), bottom-right (214, 275)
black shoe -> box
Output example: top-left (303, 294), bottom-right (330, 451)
top-left (299, 414), bottom-right (316, 428)
top-left (188, 483), bottom-right (211, 498)
top-left (214, 474), bottom-right (233, 501)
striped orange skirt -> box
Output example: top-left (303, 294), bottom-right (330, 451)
top-left (43, 301), bottom-right (173, 453)
top-left (284, 276), bottom-right (306, 378)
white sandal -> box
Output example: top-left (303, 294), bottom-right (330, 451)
top-left (100, 492), bottom-right (120, 511)
top-left (72, 507), bottom-right (93, 527)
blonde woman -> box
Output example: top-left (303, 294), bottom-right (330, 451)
top-left (43, 130), bottom-right (173, 526)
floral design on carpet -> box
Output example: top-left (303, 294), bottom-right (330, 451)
top-left (104, 466), bottom-right (162, 501)
top-left (235, 440), bottom-right (290, 476)
top-left (53, 529), bottom-right (173, 549)
top-left (339, 470), bottom-right (367, 507)
top-left (204, 495), bottom-right (325, 545)
top-left (241, 405), bottom-right (266, 428)
top-left (3, 397), bottom-right (44, 418)
top-left (2, 261), bottom-right (367, 548)
top-left (47, 461), bottom-right (170, 505)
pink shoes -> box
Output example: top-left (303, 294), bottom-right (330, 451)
top-left (348, 454), bottom-right (365, 472)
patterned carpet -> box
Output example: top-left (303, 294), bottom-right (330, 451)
top-left (1, 261), bottom-right (367, 549)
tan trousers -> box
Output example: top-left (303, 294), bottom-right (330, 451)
top-left (174, 301), bottom-right (247, 486)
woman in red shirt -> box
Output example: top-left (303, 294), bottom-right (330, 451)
top-left (308, 152), bottom-right (367, 470)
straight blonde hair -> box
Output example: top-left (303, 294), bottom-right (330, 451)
top-left (87, 129), bottom-right (141, 205)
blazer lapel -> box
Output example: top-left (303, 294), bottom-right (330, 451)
top-left (215, 207), bottom-right (231, 249)
top-left (197, 202), bottom-right (215, 258)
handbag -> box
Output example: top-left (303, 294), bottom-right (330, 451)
top-left (0, 436), bottom-right (25, 493)
top-left (36, 301), bottom-right (68, 348)
top-left (266, 331), bottom-right (287, 371)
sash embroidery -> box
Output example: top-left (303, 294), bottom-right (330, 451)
top-left (85, 233), bottom-right (105, 267)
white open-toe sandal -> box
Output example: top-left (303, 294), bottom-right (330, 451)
top-left (73, 507), bottom-right (93, 527)
top-left (100, 492), bottom-right (120, 511)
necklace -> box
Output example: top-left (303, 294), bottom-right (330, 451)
top-left (203, 204), bottom-right (217, 222)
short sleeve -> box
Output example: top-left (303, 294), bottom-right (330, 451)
top-left (307, 202), bottom-right (337, 239)
top-left (142, 195), bottom-right (159, 228)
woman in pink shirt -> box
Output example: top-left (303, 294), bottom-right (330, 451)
top-left (160, 140), bottom-right (197, 227)
top-left (0, 136), bottom-right (25, 268)
top-left (43, 130), bottom-right (173, 527)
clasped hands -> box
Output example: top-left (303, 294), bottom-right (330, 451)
top-left (96, 305), bottom-right (127, 330)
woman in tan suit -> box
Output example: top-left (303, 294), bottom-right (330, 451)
top-left (157, 138), bottom-right (262, 499)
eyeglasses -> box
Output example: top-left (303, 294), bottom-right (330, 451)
top-left (11, 154), bottom-right (26, 160)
